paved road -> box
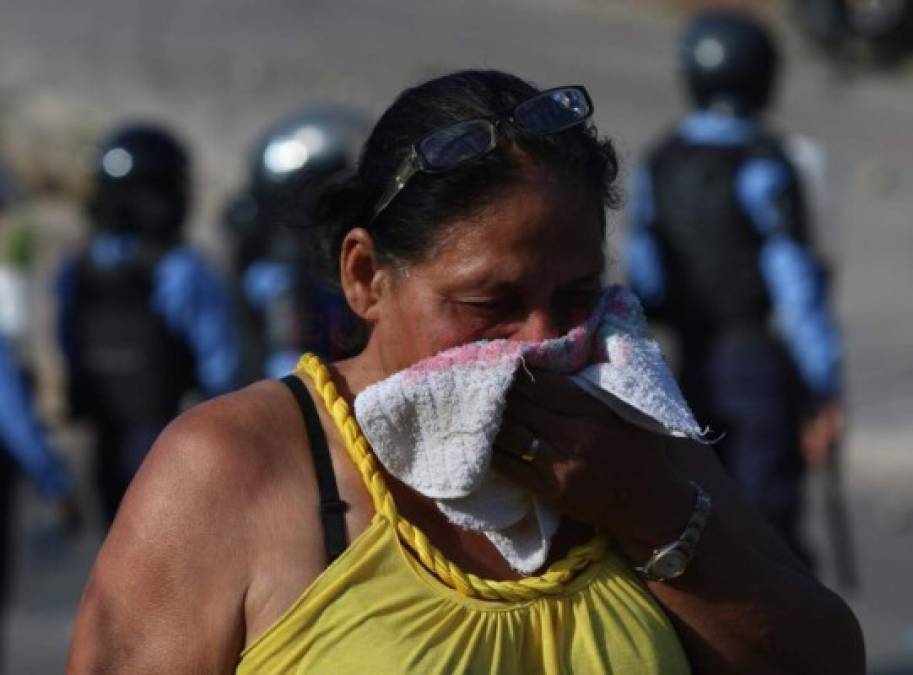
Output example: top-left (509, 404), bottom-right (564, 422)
top-left (2, 1), bottom-right (912, 672)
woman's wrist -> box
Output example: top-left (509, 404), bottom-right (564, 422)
top-left (602, 475), bottom-right (694, 565)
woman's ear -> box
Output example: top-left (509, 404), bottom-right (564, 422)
top-left (339, 227), bottom-right (388, 322)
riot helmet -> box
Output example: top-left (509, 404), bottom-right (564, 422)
top-left (224, 105), bottom-right (370, 240)
top-left (88, 122), bottom-right (190, 241)
top-left (223, 106), bottom-right (370, 368)
top-left (681, 11), bottom-right (780, 115)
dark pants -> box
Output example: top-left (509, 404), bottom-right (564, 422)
top-left (1, 450), bottom-right (14, 671)
top-left (0, 452), bottom-right (13, 608)
top-left (682, 332), bottom-right (810, 565)
top-left (95, 419), bottom-right (166, 525)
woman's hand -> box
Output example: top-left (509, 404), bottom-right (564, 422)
top-left (493, 369), bottom-right (865, 674)
top-left (491, 368), bottom-right (693, 561)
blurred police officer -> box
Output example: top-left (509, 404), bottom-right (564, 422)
top-left (56, 123), bottom-right (240, 524)
top-left (625, 10), bottom-right (844, 564)
top-left (223, 106), bottom-right (368, 380)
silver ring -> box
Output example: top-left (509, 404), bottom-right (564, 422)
top-left (520, 437), bottom-right (542, 463)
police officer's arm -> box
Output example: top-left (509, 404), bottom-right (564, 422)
top-left (153, 247), bottom-right (242, 396)
top-left (624, 164), bottom-right (668, 312)
top-left (737, 157), bottom-right (844, 458)
top-left (0, 334), bottom-right (73, 500)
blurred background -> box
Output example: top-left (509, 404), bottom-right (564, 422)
top-left (0, 0), bottom-right (911, 672)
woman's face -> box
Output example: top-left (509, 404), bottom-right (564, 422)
top-left (369, 174), bottom-right (607, 376)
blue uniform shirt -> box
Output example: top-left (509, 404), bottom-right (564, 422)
top-left (57, 232), bottom-right (241, 397)
top-left (242, 258), bottom-right (352, 378)
top-left (0, 334), bottom-right (72, 498)
top-left (626, 111), bottom-right (843, 399)
top-left (242, 259), bottom-right (299, 378)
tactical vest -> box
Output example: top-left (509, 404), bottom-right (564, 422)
top-left (69, 248), bottom-right (195, 423)
top-left (647, 133), bottom-right (800, 345)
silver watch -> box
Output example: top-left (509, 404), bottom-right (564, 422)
top-left (634, 482), bottom-right (712, 582)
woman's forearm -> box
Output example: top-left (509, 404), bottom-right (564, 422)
top-left (615, 441), bottom-right (865, 674)
top-left (643, 510), bottom-right (863, 674)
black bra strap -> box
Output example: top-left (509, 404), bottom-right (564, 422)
top-left (281, 375), bottom-right (349, 564)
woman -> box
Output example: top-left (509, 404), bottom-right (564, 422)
top-left (68, 70), bottom-right (863, 674)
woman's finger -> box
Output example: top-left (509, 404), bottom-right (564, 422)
top-left (499, 410), bottom-right (572, 462)
top-left (503, 383), bottom-right (609, 461)
top-left (490, 443), bottom-right (553, 495)
top-left (495, 414), bottom-right (558, 466)
top-left (510, 369), bottom-right (614, 419)
top-left (493, 415), bottom-right (534, 453)
top-left (502, 382), bottom-right (571, 439)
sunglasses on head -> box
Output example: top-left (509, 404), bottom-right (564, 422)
top-left (371, 85), bottom-right (594, 221)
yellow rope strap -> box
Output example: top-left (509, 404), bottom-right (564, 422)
top-left (295, 353), bottom-right (608, 602)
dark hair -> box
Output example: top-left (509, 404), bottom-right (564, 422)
top-left (312, 69), bottom-right (620, 283)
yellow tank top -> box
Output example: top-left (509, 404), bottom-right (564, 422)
top-left (236, 355), bottom-right (690, 675)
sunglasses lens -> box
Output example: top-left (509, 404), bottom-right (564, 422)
top-left (514, 87), bottom-right (592, 135)
top-left (418, 119), bottom-right (495, 171)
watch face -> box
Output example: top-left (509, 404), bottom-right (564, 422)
top-left (653, 550), bottom-right (688, 579)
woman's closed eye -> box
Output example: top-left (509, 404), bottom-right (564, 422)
top-left (451, 289), bottom-right (602, 340)
top-left (457, 296), bottom-right (522, 321)
top-left (448, 295), bottom-right (528, 339)
top-left (461, 296), bottom-right (513, 310)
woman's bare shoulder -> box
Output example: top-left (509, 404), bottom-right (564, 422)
top-left (119, 381), bottom-right (300, 507)
top-left (97, 378), bottom-right (309, 568)
top-left (68, 380), bottom-right (314, 673)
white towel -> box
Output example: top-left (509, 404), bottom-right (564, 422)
top-left (354, 286), bottom-right (705, 574)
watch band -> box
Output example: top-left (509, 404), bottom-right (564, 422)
top-left (634, 481), bottom-right (712, 582)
